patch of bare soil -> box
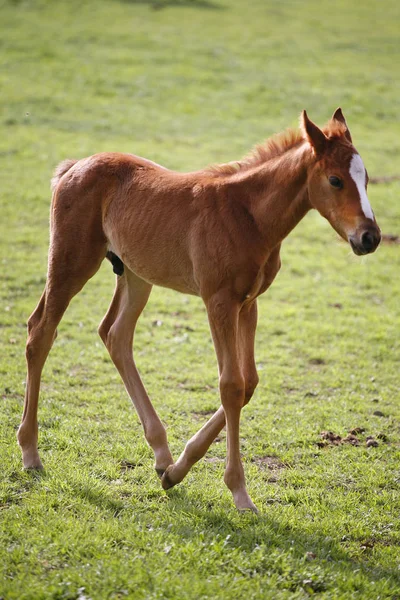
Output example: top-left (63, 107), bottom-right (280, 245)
top-left (317, 428), bottom-right (386, 449)
top-left (120, 459), bottom-right (143, 471)
top-left (251, 455), bottom-right (287, 469)
top-left (359, 538), bottom-right (399, 551)
top-left (342, 434), bottom-right (360, 446)
top-left (309, 357), bottom-right (326, 366)
top-left (251, 455), bottom-right (288, 481)
top-left (191, 408), bottom-right (217, 420)
top-left (318, 431), bottom-right (342, 446)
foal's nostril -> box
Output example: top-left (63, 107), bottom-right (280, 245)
top-left (361, 231), bottom-right (375, 252)
top-left (349, 230), bottom-right (380, 255)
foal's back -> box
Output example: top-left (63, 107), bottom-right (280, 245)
top-left (54, 152), bottom-right (257, 297)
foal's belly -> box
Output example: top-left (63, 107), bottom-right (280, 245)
top-left (112, 244), bottom-right (201, 296)
top-left (132, 266), bottom-right (200, 296)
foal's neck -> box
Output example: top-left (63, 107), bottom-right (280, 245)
top-left (231, 143), bottom-right (314, 249)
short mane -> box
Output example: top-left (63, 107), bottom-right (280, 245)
top-left (207, 118), bottom-right (349, 178)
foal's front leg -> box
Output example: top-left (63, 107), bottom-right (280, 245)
top-left (162, 301), bottom-right (258, 491)
top-left (204, 293), bottom-right (257, 511)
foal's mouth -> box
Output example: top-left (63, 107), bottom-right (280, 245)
top-left (349, 239), bottom-right (369, 256)
top-left (349, 230), bottom-right (381, 255)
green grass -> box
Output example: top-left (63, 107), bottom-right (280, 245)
top-left (1, 0), bottom-right (400, 598)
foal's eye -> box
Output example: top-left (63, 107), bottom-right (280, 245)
top-left (329, 176), bottom-right (343, 189)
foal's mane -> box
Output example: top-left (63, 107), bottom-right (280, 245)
top-left (207, 119), bottom-right (348, 177)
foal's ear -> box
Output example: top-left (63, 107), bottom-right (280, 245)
top-left (300, 110), bottom-right (327, 156)
top-left (332, 107), bottom-right (352, 143)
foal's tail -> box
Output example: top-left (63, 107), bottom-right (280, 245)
top-left (50, 159), bottom-right (78, 194)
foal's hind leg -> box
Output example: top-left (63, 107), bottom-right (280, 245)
top-left (98, 269), bottom-right (174, 476)
top-left (18, 247), bottom-right (106, 469)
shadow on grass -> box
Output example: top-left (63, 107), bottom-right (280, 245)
top-left (163, 487), bottom-right (400, 593)
top-left (117, 0), bottom-right (224, 10)
top-left (14, 468), bottom-right (398, 593)
top-left (8, 467), bottom-right (48, 486)
top-left (70, 481), bottom-right (126, 516)
top-left (2, 467), bottom-right (48, 508)
top-left (8, 469), bottom-right (125, 515)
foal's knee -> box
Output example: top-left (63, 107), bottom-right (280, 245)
top-left (219, 373), bottom-right (246, 407)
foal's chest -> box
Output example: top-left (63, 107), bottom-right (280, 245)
top-left (243, 249), bottom-right (282, 304)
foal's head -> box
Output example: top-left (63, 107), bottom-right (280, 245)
top-left (301, 109), bottom-right (381, 255)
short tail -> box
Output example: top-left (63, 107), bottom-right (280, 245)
top-left (50, 159), bottom-right (78, 194)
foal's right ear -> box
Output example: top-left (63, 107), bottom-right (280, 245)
top-left (300, 110), bottom-right (327, 156)
top-left (332, 107), bottom-right (353, 143)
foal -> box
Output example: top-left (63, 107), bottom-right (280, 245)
top-left (18, 109), bottom-right (380, 512)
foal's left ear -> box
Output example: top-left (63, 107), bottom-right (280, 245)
top-left (300, 110), bottom-right (327, 156)
top-left (332, 107), bottom-right (352, 143)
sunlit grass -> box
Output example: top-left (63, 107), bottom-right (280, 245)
top-left (1, 0), bottom-right (400, 598)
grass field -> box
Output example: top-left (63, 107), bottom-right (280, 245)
top-left (1, 0), bottom-right (400, 598)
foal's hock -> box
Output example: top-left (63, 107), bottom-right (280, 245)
top-left (18, 109), bottom-right (381, 512)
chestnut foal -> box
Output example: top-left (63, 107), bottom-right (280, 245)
top-left (18, 109), bottom-right (380, 512)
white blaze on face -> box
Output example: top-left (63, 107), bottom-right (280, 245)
top-left (349, 154), bottom-right (374, 220)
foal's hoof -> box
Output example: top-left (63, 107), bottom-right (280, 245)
top-left (23, 461), bottom-right (44, 471)
top-left (161, 466), bottom-right (178, 490)
top-left (22, 452), bottom-right (43, 470)
top-left (233, 490), bottom-right (258, 513)
top-left (238, 505), bottom-right (259, 515)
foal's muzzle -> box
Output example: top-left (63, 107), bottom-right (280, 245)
top-left (349, 227), bottom-right (381, 256)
